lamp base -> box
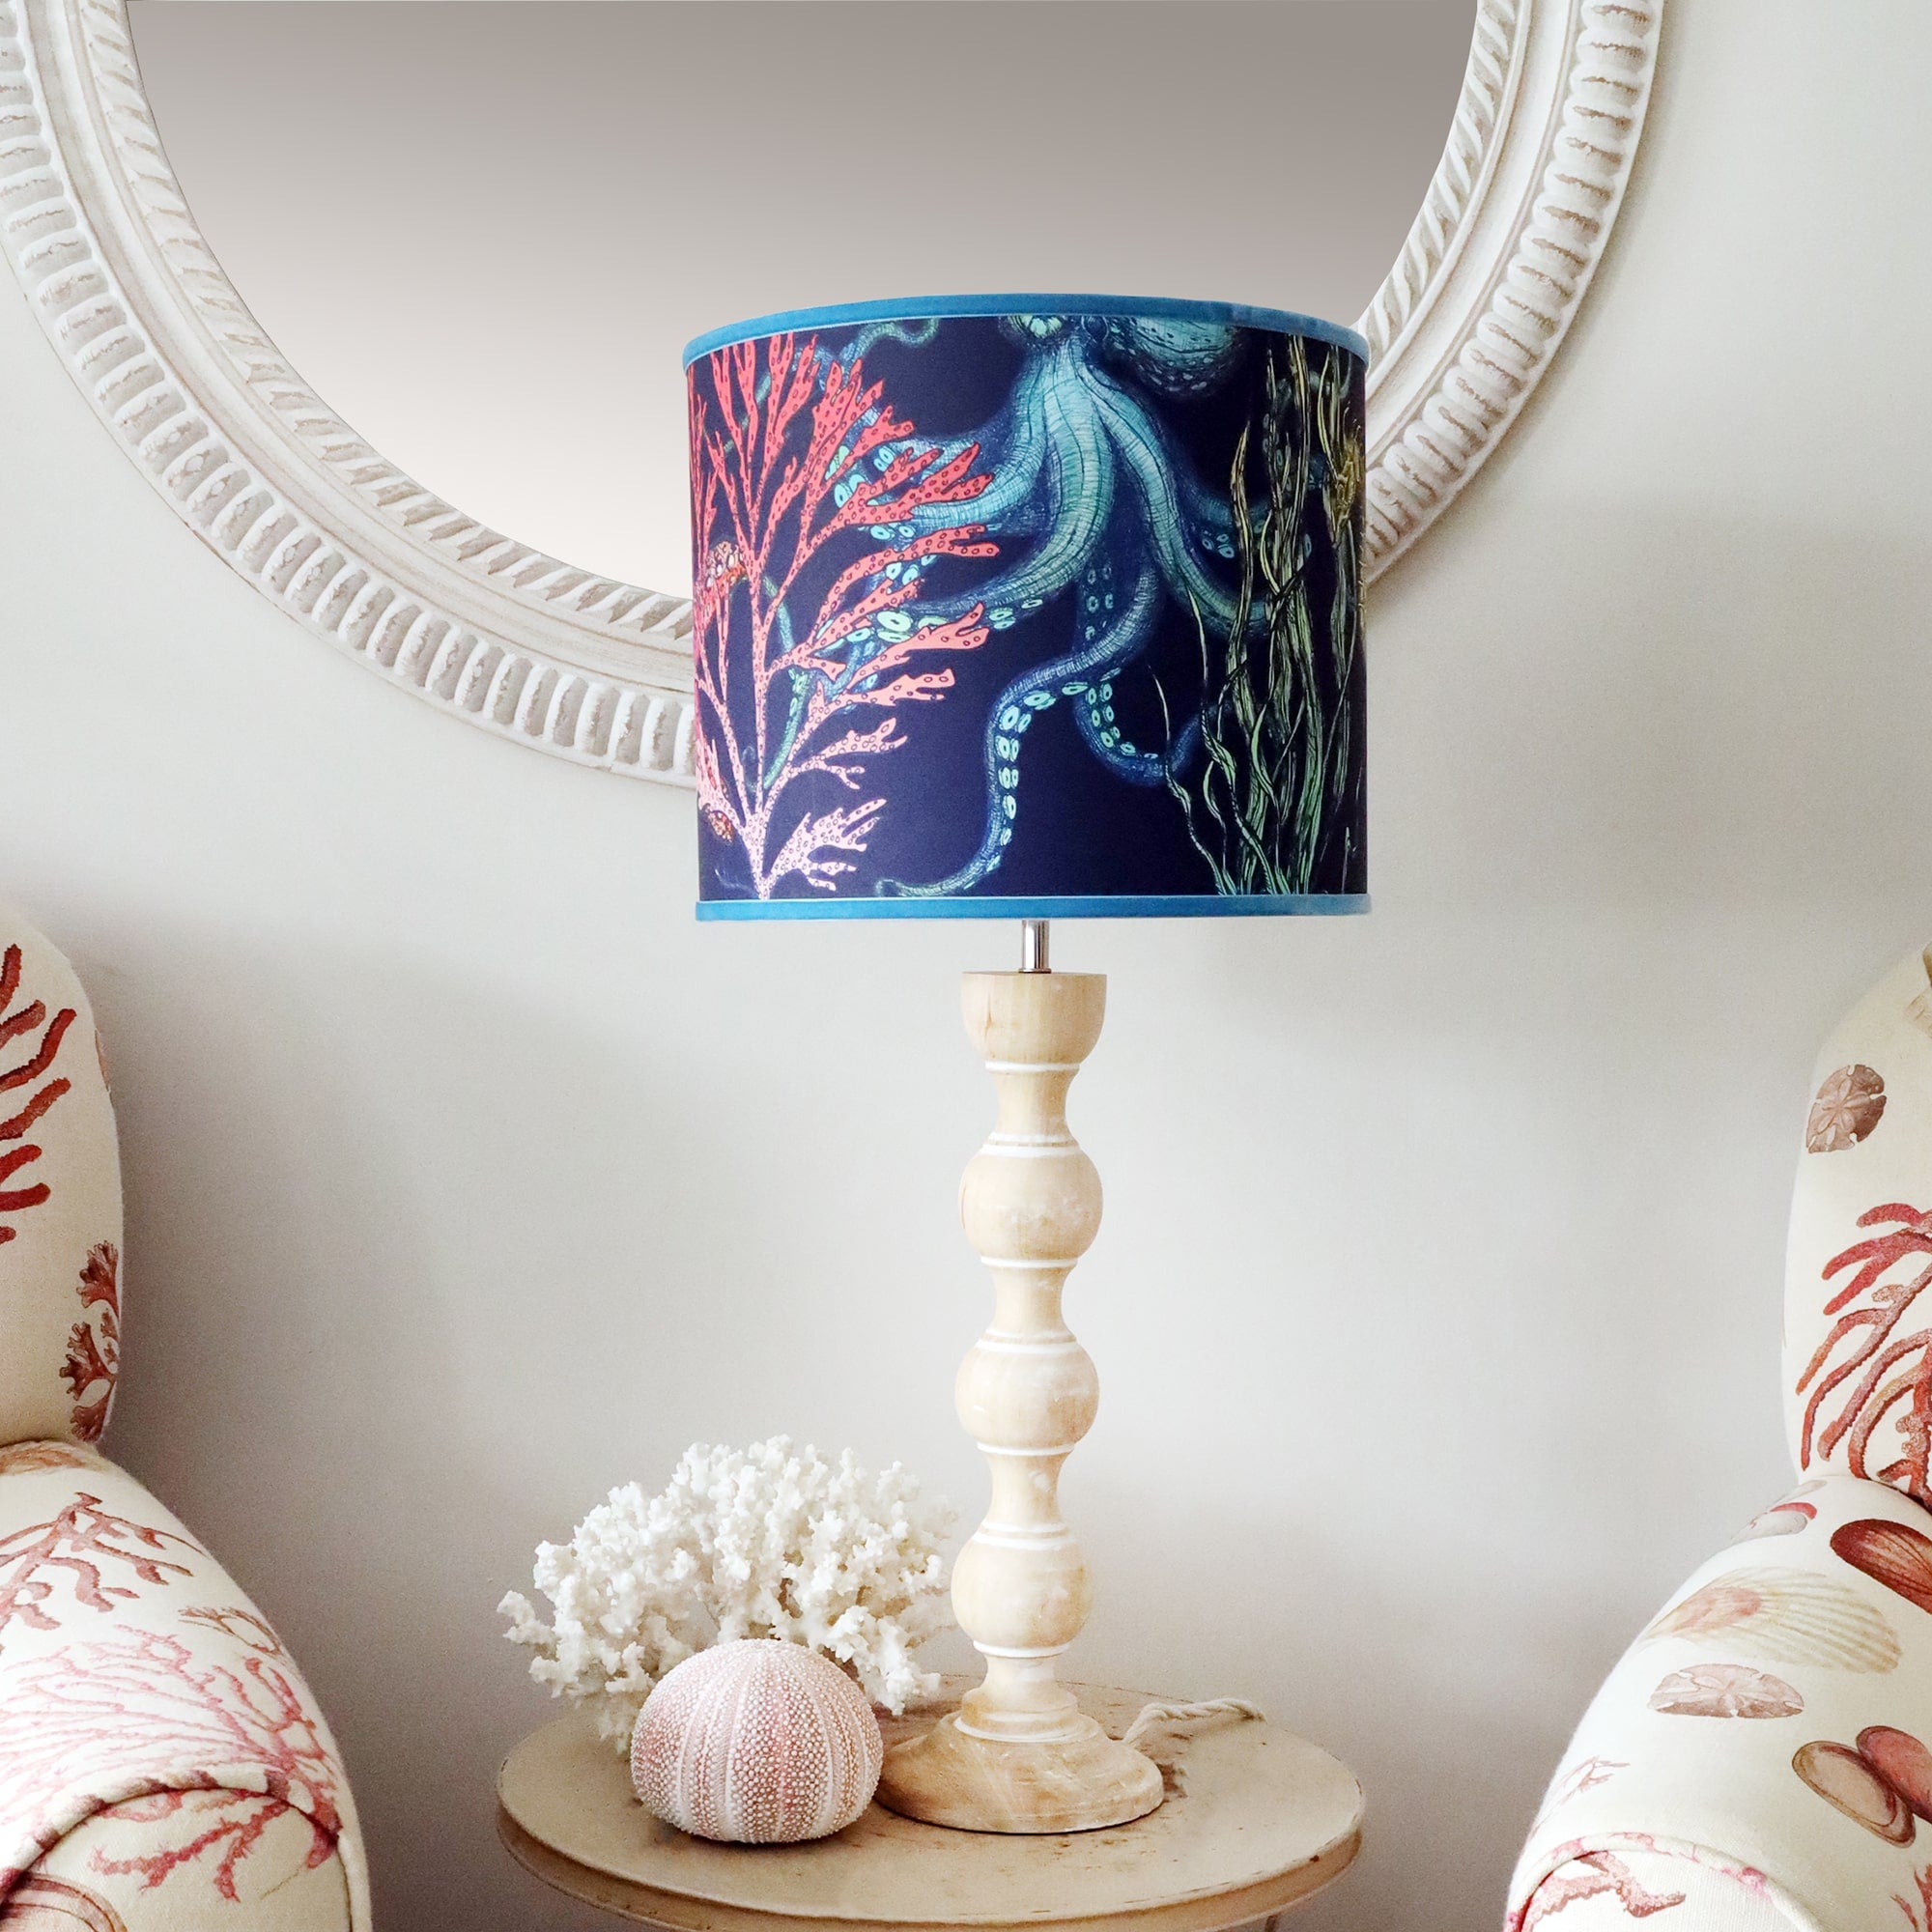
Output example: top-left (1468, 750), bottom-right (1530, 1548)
top-left (885, 965), bottom-right (1165, 1837)
top-left (875, 1711), bottom-right (1164, 1834)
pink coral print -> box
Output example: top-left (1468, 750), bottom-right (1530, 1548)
top-left (1531, 1756), bottom-right (1626, 1836)
top-left (689, 332), bottom-right (997, 897)
top-left (1897, 1863), bottom-right (1932, 1930)
top-left (0, 943), bottom-right (75, 1246)
top-left (178, 1605), bottom-right (284, 1658)
top-left (1513, 1839), bottom-right (1777, 1932)
top-left (1797, 1201), bottom-right (1932, 1501)
top-left (0, 1631), bottom-right (343, 1899)
top-left (1519, 1852), bottom-right (1686, 1926)
top-left (61, 1245), bottom-right (119, 1445)
top-left (0, 1495), bottom-right (196, 1646)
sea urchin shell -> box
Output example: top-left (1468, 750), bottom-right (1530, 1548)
top-left (631, 1639), bottom-right (884, 1844)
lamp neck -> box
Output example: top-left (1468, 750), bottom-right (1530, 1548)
top-left (1019, 918), bottom-right (1051, 974)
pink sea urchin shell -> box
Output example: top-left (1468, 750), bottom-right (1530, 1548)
top-left (631, 1640), bottom-right (884, 1844)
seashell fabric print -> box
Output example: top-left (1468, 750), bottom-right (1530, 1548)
top-left (1907, 975), bottom-right (1932, 1046)
top-left (1733, 1480), bottom-right (1826, 1544)
top-left (1737, 1501), bottom-right (1818, 1542)
top-left (1833, 1518), bottom-right (1932, 1614)
top-left (1648, 1662), bottom-right (1803, 1719)
top-left (0, 1441), bottom-right (105, 1478)
top-left (0, 1876), bottom-right (128, 1930)
top-left (1806, 1065), bottom-right (1889, 1152)
top-left (1644, 1567), bottom-right (1900, 1672)
top-left (1794, 1739), bottom-right (1917, 1844)
top-left (631, 1638), bottom-right (884, 1844)
top-left (1860, 1725), bottom-right (1932, 1817)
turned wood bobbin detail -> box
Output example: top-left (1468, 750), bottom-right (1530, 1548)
top-left (875, 970), bottom-right (1164, 1834)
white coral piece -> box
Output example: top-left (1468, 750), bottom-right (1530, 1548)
top-left (499, 1437), bottom-right (955, 1753)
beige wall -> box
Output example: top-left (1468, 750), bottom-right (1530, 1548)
top-left (3, 3), bottom-right (1930, 1929)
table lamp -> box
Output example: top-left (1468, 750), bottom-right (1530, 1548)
top-left (685, 295), bottom-right (1366, 1835)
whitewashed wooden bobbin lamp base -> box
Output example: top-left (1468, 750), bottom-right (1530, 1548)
top-left (686, 295), bottom-right (1369, 1836)
top-left (880, 926), bottom-right (1162, 1831)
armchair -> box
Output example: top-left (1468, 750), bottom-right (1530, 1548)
top-left (0, 907), bottom-right (369, 1930)
top-left (1512, 941), bottom-right (1932, 1931)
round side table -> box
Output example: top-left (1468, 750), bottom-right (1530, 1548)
top-left (497, 1680), bottom-right (1364, 1932)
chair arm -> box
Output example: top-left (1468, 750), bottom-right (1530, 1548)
top-left (7, 1799), bottom-right (356, 1928)
top-left (1510, 1473), bottom-right (1932, 1931)
top-left (0, 1447), bottom-right (368, 1929)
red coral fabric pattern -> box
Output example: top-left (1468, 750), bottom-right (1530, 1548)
top-left (688, 333), bottom-right (996, 898)
top-left (0, 1494), bottom-right (196, 1646)
top-left (1788, 946), bottom-right (1932, 1508)
top-left (0, 913), bottom-right (123, 1452)
top-left (59, 1250), bottom-right (119, 1446)
top-left (0, 945), bottom-right (74, 1248)
top-left (0, 1459), bottom-right (364, 1928)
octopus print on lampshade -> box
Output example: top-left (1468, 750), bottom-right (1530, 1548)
top-left (684, 296), bottom-right (1367, 918)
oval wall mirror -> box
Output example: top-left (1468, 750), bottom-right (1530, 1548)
top-left (0, 0), bottom-right (1660, 786)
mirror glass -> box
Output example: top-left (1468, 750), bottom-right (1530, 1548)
top-left (131, 1), bottom-right (1474, 595)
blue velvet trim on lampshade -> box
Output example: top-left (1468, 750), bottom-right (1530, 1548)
top-left (682, 294), bottom-right (1371, 368)
top-left (687, 298), bottom-right (1367, 918)
top-left (696, 893), bottom-right (1372, 923)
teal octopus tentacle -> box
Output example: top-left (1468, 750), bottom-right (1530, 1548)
top-left (1082, 364), bottom-right (1241, 636)
top-left (1071, 667), bottom-right (1198, 785)
top-left (855, 314), bottom-right (1261, 896)
top-left (885, 550), bottom-right (1161, 898)
top-left (839, 316), bottom-right (941, 362)
top-left (898, 342), bottom-right (1115, 614)
top-left (898, 360), bottom-right (1057, 541)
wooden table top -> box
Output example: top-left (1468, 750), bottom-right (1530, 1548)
top-left (497, 1680), bottom-right (1363, 1931)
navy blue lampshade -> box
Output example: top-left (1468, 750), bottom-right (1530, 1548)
top-left (684, 296), bottom-right (1368, 921)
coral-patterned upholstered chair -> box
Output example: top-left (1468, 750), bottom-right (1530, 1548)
top-left (1511, 942), bottom-right (1932, 1932)
top-left (0, 907), bottom-right (368, 1931)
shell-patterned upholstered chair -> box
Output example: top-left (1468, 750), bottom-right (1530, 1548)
top-left (0, 907), bottom-right (369, 1931)
top-left (1511, 942), bottom-right (1932, 1932)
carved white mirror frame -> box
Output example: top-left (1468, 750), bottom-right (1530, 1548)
top-left (0, 0), bottom-right (1660, 787)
